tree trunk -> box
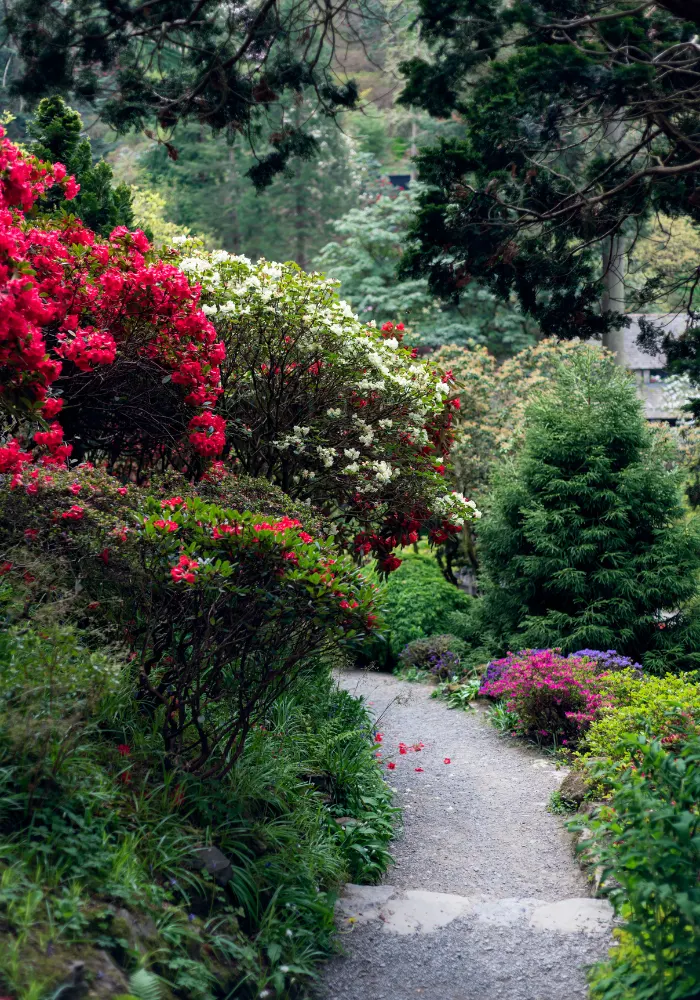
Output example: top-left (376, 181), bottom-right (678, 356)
top-left (601, 232), bottom-right (627, 362)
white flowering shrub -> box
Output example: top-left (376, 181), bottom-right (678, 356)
top-left (167, 240), bottom-right (481, 570)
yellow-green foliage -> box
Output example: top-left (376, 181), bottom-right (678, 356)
top-left (583, 672), bottom-right (700, 766)
top-left (434, 338), bottom-right (611, 501)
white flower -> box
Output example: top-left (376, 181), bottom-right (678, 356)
top-left (293, 426), bottom-right (310, 437)
top-left (372, 460), bottom-right (394, 483)
top-left (317, 446), bottom-right (336, 468)
top-left (179, 256), bottom-right (209, 274)
top-left (378, 418), bottom-right (393, 430)
top-left (344, 448), bottom-right (360, 460)
top-left (201, 303), bottom-right (218, 316)
top-left (219, 300), bottom-right (237, 314)
top-left (326, 407), bottom-right (342, 418)
top-left (359, 431), bottom-right (374, 447)
top-left (344, 463), bottom-right (359, 474)
top-left (383, 337), bottom-right (399, 350)
top-left (280, 965), bottom-right (290, 974)
top-left (171, 234), bottom-right (190, 245)
top-left (211, 249), bottom-right (230, 263)
top-left (285, 929), bottom-right (294, 938)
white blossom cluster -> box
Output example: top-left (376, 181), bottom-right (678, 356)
top-left (167, 241), bottom-right (482, 531)
top-left (432, 491), bottom-right (482, 527)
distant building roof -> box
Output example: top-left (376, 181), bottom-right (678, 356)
top-left (617, 313), bottom-right (687, 370)
top-left (612, 314), bottom-right (689, 421)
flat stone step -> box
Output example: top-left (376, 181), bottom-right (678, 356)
top-left (337, 884), bottom-right (614, 937)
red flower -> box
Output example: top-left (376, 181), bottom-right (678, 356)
top-left (24, 528), bottom-right (38, 540)
top-left (117, 744), bottom-right (131, 756)
top-left (100, 548), bottom-right (109, 564)
top-left (414, 767), bottom-right (424, 772)
top-left (443, 757), bottom-right (451, 764)
top-left (117, 486), bottom-right (128, 496)
top-left (386, 761), bottom-right (396, 770)
top-left (297, 531), bottom-right (313, 544)
top-left (68, 482), bottom-right (81, 495)
top-left (62, 505), bottom-right (84, 520)
top-left (171, 553), bottom-right (200, 584)
top-left (375, 733), bottom-right (383, 742)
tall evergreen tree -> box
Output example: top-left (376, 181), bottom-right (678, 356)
top-left (397, 0), bottom-right (700, 341)
top-left (477, 352), bottom-right (700, 666)
top-left (26, 96), bottom-right (134, 236)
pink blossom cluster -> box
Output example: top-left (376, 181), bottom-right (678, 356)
top-left (480, 648), bottom-right (615, 743)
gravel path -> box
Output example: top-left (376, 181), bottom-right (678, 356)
top-left (318, 670), bottom-right (614, 1000)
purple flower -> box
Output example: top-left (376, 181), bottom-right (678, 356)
top-left (572, 649), bottom-right (643, 674)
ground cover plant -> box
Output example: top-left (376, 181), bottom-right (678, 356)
top-left (0, 612), bottom-right (394, 999)
top-left (574, 738), bottom-right (700, 1000)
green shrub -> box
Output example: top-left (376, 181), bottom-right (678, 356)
top-left (573, 738), bottom-right (700, 1000)
top-left (0, 621), bottom-right (395, 1000)
top-left (380, 545), bottom-right (472, 659)
top-left (581, 672), bottom-right (700, 769)
top-left (477, 354), bottom-right (700, 664)
top-left (0, 468), bottom-right (375, 777)
top-left (398, 633), bottom-right (466, 679)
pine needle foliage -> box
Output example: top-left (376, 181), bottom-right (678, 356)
top-left (26, 96), bottom-right (134, 237)
top-left (478, 354), bottom-right (700, 665)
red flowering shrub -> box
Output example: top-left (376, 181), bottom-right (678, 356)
top-left (0, 467), bottom-right (376, 777)
top-left (480, 649), bottom-right (616, 745)
top-left (0, 128), bottom-right (225, 475)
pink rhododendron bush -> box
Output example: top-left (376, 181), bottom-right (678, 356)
top-left (0, 127), bottom-right (225, 477)
top-left (166, 241), bottom-right (481, 571)
top-left (479, 649), bottom-right (619, 746)
top-left (0, 466), bottom-right (375, 777)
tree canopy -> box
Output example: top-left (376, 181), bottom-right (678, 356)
top-left (398, 0), bottom-right (700, 338)
top-left (1, 0), bottom-right (375, 184)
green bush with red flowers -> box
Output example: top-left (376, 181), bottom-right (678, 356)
top-left (0, 465), bottom-right (377, 778)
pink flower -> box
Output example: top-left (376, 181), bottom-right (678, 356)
top-left (443, 757), bottom-right (451, 764)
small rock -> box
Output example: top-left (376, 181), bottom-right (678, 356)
top-left (559, 769), bottom-right (590, 806)
top-left (190, 845), bottom-right (234, 886)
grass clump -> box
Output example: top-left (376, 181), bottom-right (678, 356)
top-left (0, 613), bottom-right (395, 1000)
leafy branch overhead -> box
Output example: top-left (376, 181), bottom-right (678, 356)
top-left (399, 0), bottom-right (700, 335)
top-left (0, 0), bottom-right (373, 184)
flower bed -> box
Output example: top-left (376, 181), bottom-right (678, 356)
top-left (479, 648), bottom-right (617, 746)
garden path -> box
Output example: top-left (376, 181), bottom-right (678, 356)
top-left (318, 670), bottom-right (615, 1000)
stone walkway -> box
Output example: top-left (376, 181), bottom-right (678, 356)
top-left (318, 670), bottom-right (614, 1000)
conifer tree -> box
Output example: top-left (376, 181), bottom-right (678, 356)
top-left (478, 352), bottom-right (700, 665)
top-left (26, 96), bottom-right (134, 236)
